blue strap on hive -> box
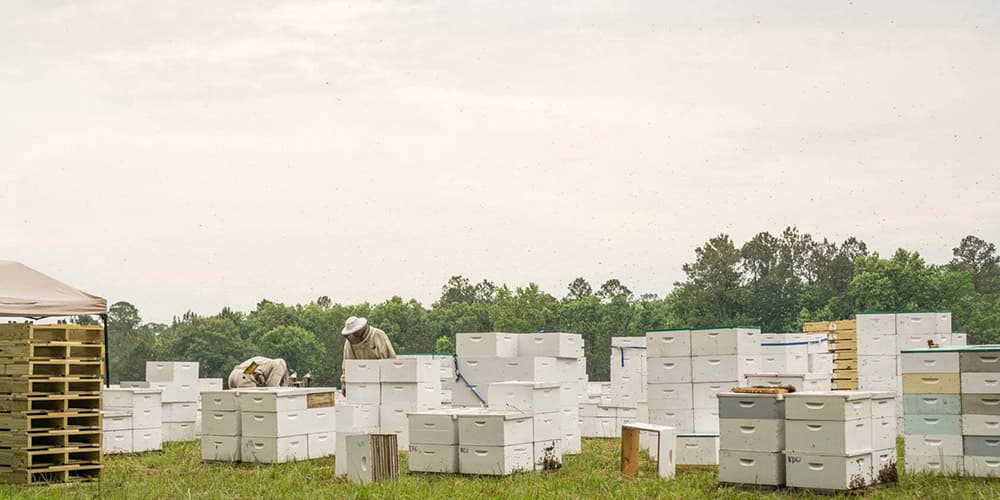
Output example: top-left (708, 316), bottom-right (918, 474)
top-left (453, 355), bottom-right (486, 405)
top-left (610, 345), bottom-right (647, 367)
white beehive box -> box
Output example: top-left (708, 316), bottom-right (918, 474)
top-left (345, 383), bottom-right (381, 405)
top-left (743, 373), bottom-right (830, 393)
top-left (103, 411), bottom-right (132, 431)
top-left (897, 333), bottom-right (938, 352)
top-left (202, 410), bottom-right (241, 436)
top-left (857, 334), bottom-right (897, 356)
top-left (806, 334), bottom-right (829, 354)
top-left (131, 406), bottom-right (161, 430)
top-left (871, 417), bottom-right (896, 450)
top-left (242, 435), bottom-right (308, 463)
top-left (456, 333), bottom-right (519, 357)
top-left (533, 411), bottom-right (562, 441)
top-left (238, 388), bottom-right (337, 412)
top-left (692, 382), bottom-right (727, 410)
top-left (692, 355), bottom-right (759, 382)
top-left (719, 418), bottom-right (784, 451)
top-left (243, 407), bottom-right (336, 437)
top-left (381, 382), bottom-right (442, 409)
top-left (871, 393), bottom-right (897, 420)
top-left (163, 421), bottom-right (197, 441)
top-left (408, 443), bottom-right (459, 473)
top-left (785, 392), bottom-right (872, 421)
top-left (518, 332), bottom-right (583, 358)
top-left (201, 435), bottom-right (241, 461)
top-left (896, 313), bottom-right (939, 335)
top-left (409, 410), bottom-right (461, 445)
top-left (858, 356), bottom-right (898, 379)
top-left (163, 402), bottom-right (198, 423)
top-left (380, 357), bottom-right (439, 383)
top-left (952, 333), bottom-right (968, 346)
top-left (901, 351), bottom-right (960, 374)
top-left (758, 349), bottom-right (809, 374)
top-left (459, 443), bottom-right (534, 475)
top-left (307, 432), bottom-right (336, 459)
top-left (146, 361), bottom-right (199, 384)
top-left (103, 430), bottom-right (132, 454)
top-left (693, 410), bottom-right (720, 434)
top-left (648, 383), bottom-right (693, 410)
top-left (646, 329), bottom-right (691, 357)
top-left (378, 406), bottom-right (411, 449)
top-left (785, 419), bottom-right (871, 455)
top-left (201, 390), bottom-right (241, 412)
top-left (808, 353), bottom-right (834, 374)
top-left (559, 381), bottom-right (586, 407)
top-left (150, 382), bottom-right (198, 403)
top-left (458, 411), bottom-right (533, 446)
top-left (104, 387), bottom-right (163, 412)
top-left (675, 434), bottom-right (719, 465)
top-left (718, 450), bottom-right (784, 486)
top-left (646, 357), bottom-right (692, 384)
top-left (344, 360), bottom-right (381, 383)
top-left (132, 428), bottom-right (162, 452)
top-left (198, 378), bottom-right (223, 391)
top-left (487, 381), bottom-right (560, 413)
top-left (961, 373), bottom-right (1000, 394)
top-left (649, 409), bottom-right (694, 432)
top-left (784, 452), bottom-right (872, 490)
top-left (904, 434), bottom-right (963, 456)
top-left (906, 454), bottom-right (963, 475)
top-left (963, 415), bottom-right (1000, 435)
top-left (964, 456), bottom-right (1000, 477)
top-left (856, 313), bottom-right (896, 336)
top-left (456, 356), bottom-right (559, 384)
top-left (691, 327), bottom-right (761, 356)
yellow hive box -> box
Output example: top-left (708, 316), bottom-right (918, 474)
top-left (902, 373), bottom-right (962, 394)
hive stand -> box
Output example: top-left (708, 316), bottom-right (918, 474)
top-left (621, 422), bottom-right (676, 479)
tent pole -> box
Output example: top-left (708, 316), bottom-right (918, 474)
top-left (101, 314), bottom-right (110, 387)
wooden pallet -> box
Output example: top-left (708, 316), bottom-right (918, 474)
top-left (828, 331), bottom-right (857, 341)
top-left (802, 320), bottom-right (856, 333)
top-left (0, 342), bottom-right (104, 361)
top-left (0, 325), bottom-right (103, 344)
top-left (0, 446), bottom-right (101, 469)
top-left (0, 377), bottom-right (102, 395)
top-left (0, 360), bottom-right (103, 378)
top-left (834, 359), bottom-right (857, 370)
top-left (0, 429), bottom-right (101, 450)
top-left (828, 341), bottom-right (857, 352)
top-left (0, 394), bottom-right (101, 414)
top-left (0, 463), bottom-right (101, 484)
top-left (833, 379), bottom-right (859, 390)
top-left (0, 411), bottom-right (101, 432)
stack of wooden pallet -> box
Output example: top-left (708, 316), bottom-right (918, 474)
top-left (0, 324), bottom-right (104, 485)
top-left (802, 320), bottom-right (857, 390)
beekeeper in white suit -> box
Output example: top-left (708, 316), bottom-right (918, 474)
top-left (340, 316), bottom-right (396, 391)
top-left (228, 356), bottom-right (291, 389)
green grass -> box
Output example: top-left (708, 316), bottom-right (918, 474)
top-left (2, 439), bottom-right (1000, 499)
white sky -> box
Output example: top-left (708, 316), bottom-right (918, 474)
top-left (3, 1), bottom-right (999, 323)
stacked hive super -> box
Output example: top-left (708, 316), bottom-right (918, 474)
top-left (195, 377), bottom-right (223, 436)
top-left (145, 361), bottom-right (200, 442)
top-left (901, 346), bottom-right (1000, 477)
top-left (579, 336), bottom-right (640, 441)
top-left (784, 391), bottom-right (897, 491)
top-left (803, 320), bottom-right (858, 390)
top-left (646, 327), bottom-right (761, 434)
top-left (452, 333), bottom-right (585, 454)
top-left (202, 387), bottom-right (338, 463)
top-left (102, 387), bottom-right (163, 454)
top-left (378, 357), bottom-right (443, 450)
top-left (399, 354), bottom-right (454, 406)
top-left (718, 392), bottom-right (786, 487)
top-left (0, 324), bottom-right (104, 484)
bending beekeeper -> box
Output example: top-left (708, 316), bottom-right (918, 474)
top-left (340, 316), bottom-right (396, 392)
top-left (228, 356), bottom-right (291, 389)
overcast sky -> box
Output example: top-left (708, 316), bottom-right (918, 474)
top-left (3, 1), bottom-right (998, 323)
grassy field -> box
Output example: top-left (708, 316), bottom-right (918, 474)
top-left (2, 439), bottom-right (999, 499)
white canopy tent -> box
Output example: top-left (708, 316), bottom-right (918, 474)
top-left (0, 260), bottom-right (109, 384)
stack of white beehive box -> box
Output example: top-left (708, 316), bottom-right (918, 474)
top-left (399, 354), bottom-right (454, 405)
top-left (240, 388), bottom-right (336, 463)
top-left (718, 392), bottom-right (786, 487)
top-left (960, 348), bottom-right (1000, 477)
top-left (646, 327), bottom-right (761, 434)
top-left (783, 391), bottom-right (897, 491)
top-left (858, 311), bottom-right (957, 425)
top-left (102, 387), bottom-right (164, 454)
top-left (451, 332), bottom-right (585, 455)
top-left (200, 389), bottom-right (243, 461)
top-left (744, 333), bottom-right (832, 393)
top-left (488, 381), bottom-right (563, 470)
top-left (609, 336), bottom-right (646, 408)
top-left (378, 357), bottom-right (442, 450)
top-left (195, 377), bottom-right (223, 436)
top-left (145, 361), bottom-right (200, 442)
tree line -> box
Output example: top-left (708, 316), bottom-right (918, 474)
top-left (91, 229), bottom-right (1000, 386)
